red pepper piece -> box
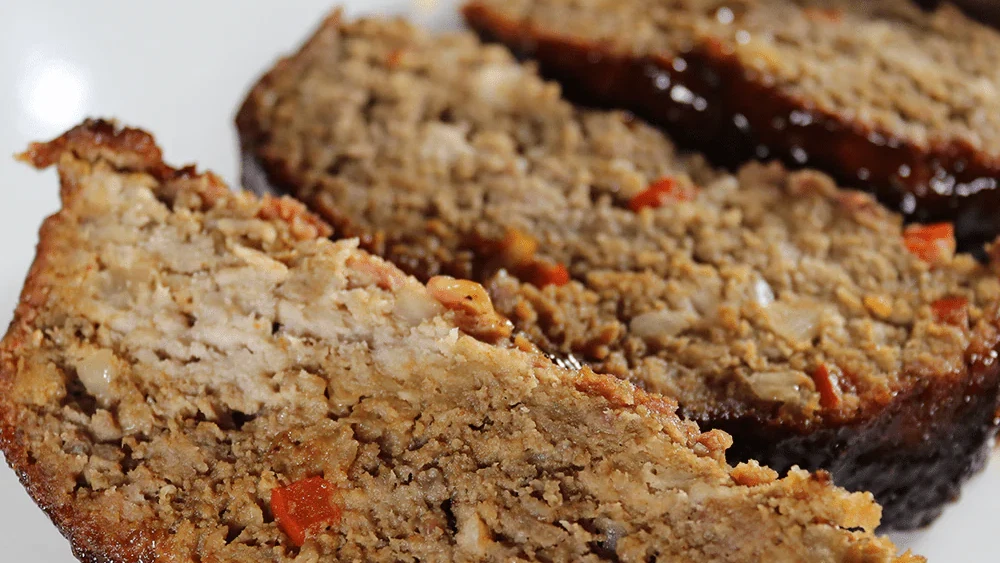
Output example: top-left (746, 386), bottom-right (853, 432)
top-left (812, 364), bottom-right (843, 410)
top-left (628, 177), bottom-right (695, 212)
top-left (931, 296), bottom-right (969, 327)
top-left (903, 223), bottom-right (955, 264)
top-left (523, 262), bottom-right (570, 287)
top-left (271, 476), bottom-right (341, 546)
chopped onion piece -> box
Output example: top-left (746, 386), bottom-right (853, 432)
top-left (630, 309), bottom-right (692, 339)
top-left (753, 278), bottom-right (775, 307)
top-left (765, 302), bottom-right (822, 344)
top-left (746, 370), bottom-right (812, 404)
top-left (76, 349), bottom-right (118, 406)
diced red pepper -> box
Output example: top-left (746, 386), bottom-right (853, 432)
top-left (501, 227), bottom-right (539, 266)
top-left (386, 48), bottom-right (405, 68)
top-left (903, 223), bottom-right (955, 264)
top-left (811, 364), bottom-right (843, 410)
top-left (271, 476), bottom-right (341, 546)
top-left (523, 262), bottom-right (571, 288)
top-left (628, 177), bottom-right (695, 212)
top-left (931, 296), bottom-right (969, 326)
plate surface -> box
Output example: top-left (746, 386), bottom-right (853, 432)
top-left (0, 1), bottom-right (994, 560)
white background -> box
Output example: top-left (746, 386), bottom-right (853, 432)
top-left (0, 1), bottom-right (995, 560)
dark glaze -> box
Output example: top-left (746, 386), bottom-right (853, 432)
top-left (464, 4), bottom-right (1000, 252)
top-left (243, 78), bottom-right (1000, 534)
top-left (463, 4), bottom-right (1000, 529)
top-left (713, 327), bottom-right (1000, 529)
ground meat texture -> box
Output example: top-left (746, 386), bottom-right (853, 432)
top-left (463, 0), bottom-right (1000, 250)
top-left (0, 120), bottom-right (920, 562)
top-left (236, 14), bottom-right (1000, 529)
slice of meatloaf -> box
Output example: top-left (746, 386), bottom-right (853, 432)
top-left (462, 0), bottom-right (1000, 250)
top-left (0, 119), bottom-right (921, 562)
top-left (236, 14), bottom-right (1000, 529)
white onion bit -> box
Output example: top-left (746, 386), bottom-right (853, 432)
top-left (630, 309), bottom-right (692, 340)
top-left (76, 349), bottom-right (118, 406)
top-left (753, 277), bottom-right (775, 307)
top-left (746, 370), bottom-right (811, 404)
top-left (765, 302), bottom-right (822, 344)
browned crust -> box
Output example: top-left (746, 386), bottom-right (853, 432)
top-left (2, 122), bottom-right (168, 563)
top-left (459, 4), bottom-right (1000, 527)
top-left (236, 12), bottom-right (1000, 527)
top-left (714, 314), bottom-right (1000, 528)
top-left (19, 119), bottom-right (165, 174)
top-left (237, 11), bottom-right (380, 252)
top-left (462, 2), bottom-right (1000, 250)
top-left (0, 119), bottom-right (332, 562)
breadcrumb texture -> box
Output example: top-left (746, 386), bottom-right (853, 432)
top-left (236, 14), bottom-right (1000, 529)
top-left (0, 120), bottom-right (918, 562)
top-left (463, 0), bottom-right (1000, 246)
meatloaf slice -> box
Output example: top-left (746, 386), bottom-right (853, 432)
top-left (0, 119), bottom-right (920, 562)
top-left (462, 0), bottom-right (1000, 249)
top-left (236, 14), bottom-right (1000, 529)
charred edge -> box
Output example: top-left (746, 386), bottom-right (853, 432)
top-left (0, 400), bottom-right (161, 563)
top-left (3, 120), bottom-right (227, 563)
top-left (705, 348), bottom-right (1000, 530)
top-left (18, 119), bottom-right (168, 175)
top-left (238, 140), bottom-right (550, 286)
top-left (0, 216), bottom-right (158, 562)
top-left (17, 119), bottom-right (242, 217)
top-left (463, 4), bottom-right (1000, 252)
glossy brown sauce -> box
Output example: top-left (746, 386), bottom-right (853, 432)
top-left (462, 3), bottom-right (1000, 529)
top-left (465, 6), bottom-right (1000, 252)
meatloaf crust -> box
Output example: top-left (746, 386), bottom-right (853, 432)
top-left (463, 0), bottom-right (1000, 250)
top-left (1, 119), bottom-right (922, 562)
top-left (236, 14), bottom-right (1000, 529)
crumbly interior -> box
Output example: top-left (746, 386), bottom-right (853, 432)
top-left (472, 0), bottom-right (1000, 156)
top-left (239, 17), bottom-right (1000, 424)
top-left (0, 146), bottom-right (913, 562)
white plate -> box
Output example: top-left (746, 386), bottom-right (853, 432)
top-left (0, 1), bottom-right (994, 560)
